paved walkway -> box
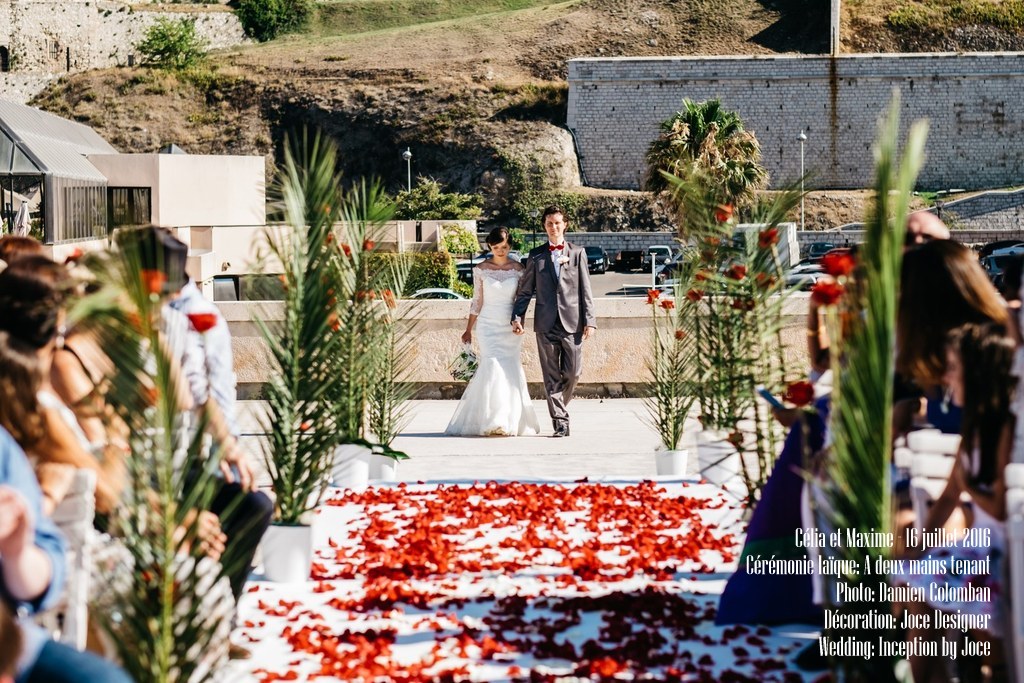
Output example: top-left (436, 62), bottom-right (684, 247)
top-left (238, 399), bottom-right (695, 482)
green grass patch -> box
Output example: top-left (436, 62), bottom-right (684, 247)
top-left (887, 0), bottom-right (1024, 32)
top-left (314, 0), bottom-right (555, 36)
top-left (493, 82), bottom-right (568, 122)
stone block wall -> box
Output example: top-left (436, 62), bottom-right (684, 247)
top-left (0, 0), bottom-right (247, 103)
top-left (0, 73), bottom-right (53, 102)
top-left (223, 297), bottom-right (811, 398)
top-left (568, 53), bottom-right (1024, 192)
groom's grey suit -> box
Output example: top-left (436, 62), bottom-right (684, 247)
top-left (511, 242), bottom-right (596, 432)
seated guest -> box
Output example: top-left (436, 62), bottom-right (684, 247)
top-left (117, 226), bottom-right (271, 658)
top-left (0, 602), bottom-right (20, 683)
top-left (0, 425), bottom-right (133, 683)
top-left (900, 322), bottom-right (1013, 683)
top-left (897, 240), bottom-right (1008, 434)
top-left (0, 236), bottom-right (44, 266)
top-left (0, 263), bottom-right (125, 516)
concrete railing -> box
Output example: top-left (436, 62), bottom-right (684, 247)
top-left (221, 295), bottom-right (812, 399)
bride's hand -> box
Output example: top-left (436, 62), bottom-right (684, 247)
top-left (461, 330), bottom-right (472, 344)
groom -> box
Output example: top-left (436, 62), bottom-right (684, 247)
top-left (511, 206), bottom-right (596, 437)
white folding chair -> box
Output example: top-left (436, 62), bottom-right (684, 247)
top-left (906, 429), bottom-right (962, 456)
top-left (1005, 463), bottom-right (1024, 683)
top-left (38, 468), bottom-right (97, 649)
top-left (909, 453), bottom-right (956, 532)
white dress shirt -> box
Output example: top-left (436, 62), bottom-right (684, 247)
top-left (549, 242), bottom-right (566, 279)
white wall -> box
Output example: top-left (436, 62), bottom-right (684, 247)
top-left (154, 155), bottom-right (265, 227)
top-left (88, 153), bottom-right (265, 228)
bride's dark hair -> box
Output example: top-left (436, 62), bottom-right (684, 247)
top-left (486, 227), bottom-right (510, 247)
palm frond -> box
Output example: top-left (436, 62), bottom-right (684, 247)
top-left (257, 131), bottom-right (351, 524)
top-left (70, 236), bottom-right (235, 683)
top-left (820, 92), bottom-right (928, 681)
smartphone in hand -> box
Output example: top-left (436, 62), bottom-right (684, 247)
top-left (756, 385), bottom-right (786, 410)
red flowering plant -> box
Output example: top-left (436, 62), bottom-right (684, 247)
top-left (660, 170), bottom-right (805, 506)
top-left (643, 287), bottom-right (698, 452)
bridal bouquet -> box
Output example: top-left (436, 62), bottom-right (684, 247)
top-left (449, 345), bottom-right (478, 382)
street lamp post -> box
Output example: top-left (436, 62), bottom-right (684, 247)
top-left (797, 131), bottom-right (807, 231)
top-left (530, 208), bottom-right (540, 251)
top-left (401, 148), bottom-right (412, 193)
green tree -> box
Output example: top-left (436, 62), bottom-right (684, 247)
top-left (644, 99), bottom-right (767, 206)
top-left (236, 0), bottom-right (312, 42)
top-left (440, 223), bottom-right (480, 256)
top-left (136, 18), bottom-right (207, 70)
top-left (393, 178), bottom-right (482, 220)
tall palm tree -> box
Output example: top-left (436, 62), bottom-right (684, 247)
top-left (644, 99), bottom-right (768, 206)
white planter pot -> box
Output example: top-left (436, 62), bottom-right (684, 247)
top-left (331, 444), bottom-right (372, 489)
top-left (696, 429), bottom-right (746, 496)
top-left (261, 523), bottom-right (313, 583)
top-left (655, 449), bottom-right (689, 476)
top-left (369, 453), bottom-right (399, 482)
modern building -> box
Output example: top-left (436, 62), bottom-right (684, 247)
top-left (0, 99), bottom-right (266, 295)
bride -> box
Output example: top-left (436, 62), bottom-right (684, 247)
top-left (446, 227), bottom-right (540, 436)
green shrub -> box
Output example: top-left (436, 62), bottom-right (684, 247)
top-left (236, 0), bottom-right (313, 42)
top-left (136, 18), bottom-right (207, 70)
top-left (372, 251), bottom-right (458, 295)
top-left (393, 178), bottom-right (483, 220)
top-left (440, 223), bottom-right (480, 256)
top-left (498, 151), bottom-right (587, 225)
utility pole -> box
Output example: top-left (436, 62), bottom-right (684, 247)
top-left (831, 0), bottom-right (841, 56)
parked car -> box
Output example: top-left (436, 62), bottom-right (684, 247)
top-left (585, 246), bottom-right (609, 274)
top-left (805, 242), bottom-right (836, 263)
top-left (784, 263), bottom-right (827, 291)
top-left (409, 288), bottom-right (467, 300)
top-left (981, 245), bottom-right (1024, 288)
top-left (654, 247), bottom-right (698, 284)
top-left (613, 249), bottom-right (645, 272)
top-left (644, 245), bottom-right (675, 270)
top-left (978, 240), bottom-right (1024, 259)
top-left (820, 246), bottom-right (852, 261)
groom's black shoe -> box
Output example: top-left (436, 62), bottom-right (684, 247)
top-left (552, 424), bottom-right (570, 438)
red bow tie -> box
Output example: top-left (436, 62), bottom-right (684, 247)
top-left (548, 244), bottom-right (564, 252)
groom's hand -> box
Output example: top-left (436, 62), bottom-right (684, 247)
top-left (583, 326), bottom-right (596, 341)
top-left (511, 321), bottom-right (525, 336)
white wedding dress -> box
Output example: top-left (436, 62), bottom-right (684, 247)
top-left (446, 264), bottom-right (540, 436)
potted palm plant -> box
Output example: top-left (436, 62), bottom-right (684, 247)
top-left (644, 281), bottom-right (697, 476)
top-left (329, 181), bottom-right (411, 489)
top-left (661, 172), bottom-right (801, 506)
top-left (255, 133), bottom-right (351, 581)
top-left (76, 232), bottom-right (236, 681)
top-left (366, 317), bottom-right (415, 482)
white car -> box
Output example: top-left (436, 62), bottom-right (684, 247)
top-left (785, 263), bottom-right (826, 291)
top-left (409, 288), bottom-right (467, 300)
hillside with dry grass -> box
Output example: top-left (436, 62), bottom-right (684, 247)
top-left (29, 0), bottom-right (1024, 227)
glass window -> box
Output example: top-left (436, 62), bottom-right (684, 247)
top-left (108, 187), bottom-right (151, 228)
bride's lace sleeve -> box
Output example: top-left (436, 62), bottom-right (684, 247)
top-left (470, 268), bottom-right (484, 316)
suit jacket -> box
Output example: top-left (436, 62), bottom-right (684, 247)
top-left (512, 242), bottom-right (596, 334)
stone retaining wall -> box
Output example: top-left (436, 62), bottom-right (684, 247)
top-left (0, 1), bottom-right (248, 104)
top-left (222, 297), bottom-right (811, 399)
top-left (568, 53), bottom-right (1024, 191)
